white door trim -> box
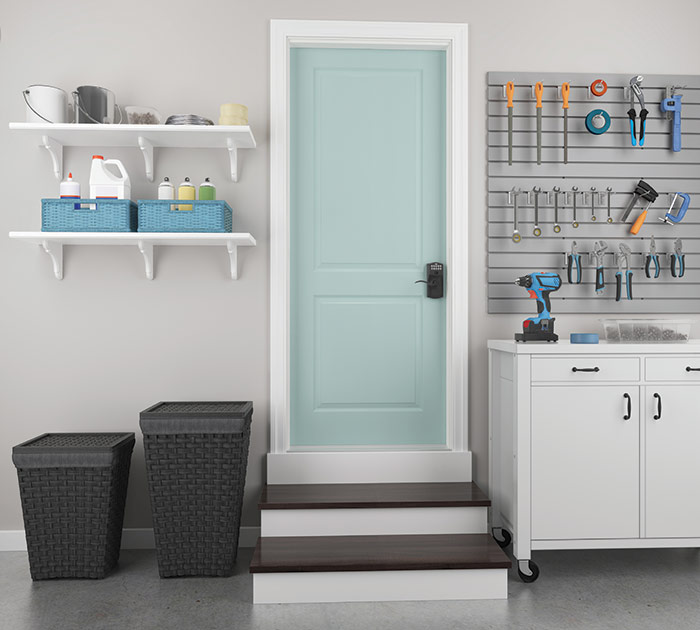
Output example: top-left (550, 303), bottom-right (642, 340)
top-left (270, 20), bottom-right (469, 457)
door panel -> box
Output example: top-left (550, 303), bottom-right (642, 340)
top-left (645, 385), bottom-right (700, 538)
top-left (290, 47), bottom-right (446, 447)
top-left (532, 386), bottom-right (640, 540)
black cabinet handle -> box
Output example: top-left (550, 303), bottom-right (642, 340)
top-left (686, 367), bottom-right (700, 372)
top-left (653, 393), bottom-right (662, 420)
top-left (623, 393), bottom-right (631, 420)
top-left (572, 367), bottom-right (600, 373)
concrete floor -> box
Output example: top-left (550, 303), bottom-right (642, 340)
top-left (2, 547), bottom-right (700, 630)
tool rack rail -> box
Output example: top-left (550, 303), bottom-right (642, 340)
top-left (487, 71), bottom-right (700, 314)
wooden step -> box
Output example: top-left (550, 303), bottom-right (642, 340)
top-left (259, 481), bottom-right (490, 510)
top-left (259, 482), bottom-right (490, 537)
top-left (250, 533), bottom-right (511, 603)
top-left (250, 533), bottom-right (510, 573)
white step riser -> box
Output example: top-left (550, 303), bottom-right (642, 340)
top-left (254, 568), bottom-right (507, 603)
top-left (261, 506), bottom-right (488, 537)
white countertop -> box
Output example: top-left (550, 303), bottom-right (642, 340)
top-left (488, 340), bottom-right (700, 355)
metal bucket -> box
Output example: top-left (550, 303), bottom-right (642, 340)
top-left (73, 85), bottom-right (121, 124)
top-left (23, 85), bottom-right (68, 123)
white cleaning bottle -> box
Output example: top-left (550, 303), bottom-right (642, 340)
top-left (89, 155), bottom-right (131, 199)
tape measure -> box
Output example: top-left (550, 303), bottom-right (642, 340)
top-left (590, 79), bottom-right (608, 97)
top-left (585, 109), bottom-right (611, 134)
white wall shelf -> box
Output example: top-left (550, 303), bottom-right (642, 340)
top-left (9, 231), bottom-right (256, 280)
top-left (8, 123), bottom-right (257, 183)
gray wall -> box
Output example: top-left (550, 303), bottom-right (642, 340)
top-left (2, 0), bottom-right (699, 531)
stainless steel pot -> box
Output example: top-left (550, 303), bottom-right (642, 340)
top-left (73, 85), bottom-right (121, 124)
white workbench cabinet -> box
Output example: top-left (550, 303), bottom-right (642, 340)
top-left (488, 340), bottom-right (700, 582)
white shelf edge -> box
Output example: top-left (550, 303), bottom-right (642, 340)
top-left (9, 122), bottom-right (256, 182)
top-left (9, 231), bottom-right (256, 280)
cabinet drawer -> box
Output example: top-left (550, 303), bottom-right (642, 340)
top-left (646, 356), bottom-right (700, 381)
top-left (531, 356), bottom-right (640, 382)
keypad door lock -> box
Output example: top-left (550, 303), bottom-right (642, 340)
top-left (415, 262), bottom-right (445, 299)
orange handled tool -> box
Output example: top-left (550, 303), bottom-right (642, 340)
top-left (630, 209), bottom-right (649, 235)
top-left (535, 82), bottom-right (544, 165)
top-left (506, 82), bottom-right (514, 166)
top-left (562, 82), bottom-right (570, 164)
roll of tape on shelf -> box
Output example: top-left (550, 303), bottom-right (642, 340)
top-left (585, 109), bottom-right (611, 134)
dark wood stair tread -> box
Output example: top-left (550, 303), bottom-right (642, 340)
top-left (250, 533), bottom-right (511, 573)
top-left (259, 482), bottom-right (490, 510)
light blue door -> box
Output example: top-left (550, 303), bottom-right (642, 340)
top-left (290, 47), bottom-right (446, 448)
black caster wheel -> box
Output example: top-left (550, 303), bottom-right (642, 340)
top-left (517, 560), bottom-right (540, 583)
top-left (493, 528), bottom-right (512, 549)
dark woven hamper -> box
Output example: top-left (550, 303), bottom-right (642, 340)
top-left (12, 433), bottom-right (135, 580)
top-left (140, 401), bottom-right (253, 578)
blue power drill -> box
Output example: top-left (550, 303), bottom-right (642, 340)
top-left (514, 272), bottom-right (562, 342)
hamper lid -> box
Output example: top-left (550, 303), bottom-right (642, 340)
top-left (12, 432), bottom-right (135, 469)
top-left (139, 401), bottom-right (253, 434)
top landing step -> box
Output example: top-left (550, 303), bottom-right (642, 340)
top-left (259, 482), bottom-right (490, 510)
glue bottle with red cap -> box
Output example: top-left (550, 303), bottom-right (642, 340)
top-left (59, 173), bottom-right (81, 199)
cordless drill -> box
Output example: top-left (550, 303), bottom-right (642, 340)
top-left (514, 272), bottom-right (562, 342)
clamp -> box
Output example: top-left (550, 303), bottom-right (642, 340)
top-left (567, 241), bottom-right (582, 284)
top-left (628, 75), bottom-right (649, 147)
top-left (645, 236), bottom-right (661, 279)
top-left (660, 193), bottom-right (690, 225)
top-left (670, 238), bottom-right (685, 278)
top-left (616, 243), bottom-right (633, 301)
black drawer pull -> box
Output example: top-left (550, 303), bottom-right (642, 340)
top-left (572, 367), bottom-right (600, 373)
top-left (653, 393), bottom-right (662, 420)
top-left (623, 393), bottom-right (631, 420)
top-left (686, 367), bottom-right (700, 372)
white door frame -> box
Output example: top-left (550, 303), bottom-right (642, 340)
top-left (269, 20), bottom-right (469, 477)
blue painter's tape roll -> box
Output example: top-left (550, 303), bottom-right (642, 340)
top-left (570, 333), bottom-right (600, 344)
top-left (585, 109), bottom-right (611, 135)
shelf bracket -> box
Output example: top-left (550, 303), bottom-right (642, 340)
top-left (226, 138), bottom-right (239, 183)
top-left (137, 240), bottom-right (154, 280)
top-left (41, 135), bottom-right (63, 181)
top-left (137, 136), bottom-right (154, 182)
top-left (227, 242), bottom-right (239, 280)
top-left (41, 239), bottom-right (63, 280)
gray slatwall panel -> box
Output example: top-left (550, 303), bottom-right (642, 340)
top-left (487, 71), bottom-right (700, 314)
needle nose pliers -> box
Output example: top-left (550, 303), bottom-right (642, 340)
top-left (645, 236), bottom-right (661, 279)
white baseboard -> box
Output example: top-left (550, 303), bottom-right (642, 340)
top-left (267, 451), bottom-right (473, 484)
top-left (0, 527), bottom-right (261, 552)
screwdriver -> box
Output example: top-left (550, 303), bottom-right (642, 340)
top-left (562, 82), bottom-right (570, 164)
top-left (535, 82), bottom-right (544, 165)
top-left (506, 81), bottom-right (514, 166)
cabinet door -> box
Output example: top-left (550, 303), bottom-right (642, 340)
top-left (646, 385), bottom-right (700, 538)
top-left (532, 386), bottom-right (640, 540)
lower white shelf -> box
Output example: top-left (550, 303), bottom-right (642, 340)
top-left (9, 231), bottom-right (257, 280)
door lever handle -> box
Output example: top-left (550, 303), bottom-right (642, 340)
top-left (416, 262), bottom-right (444, 299)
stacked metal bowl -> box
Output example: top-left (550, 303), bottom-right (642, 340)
top-left (165, 114), bottom-right (214, 126)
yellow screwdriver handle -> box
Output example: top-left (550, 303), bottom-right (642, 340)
top-left (535, 82), bottom-right (544, 108)
top-left (562, 82), bottom-right (570, 109)
top-left (506, 81), bottom-right (514, 108)
top-left (630, 210), bottom-right (648, 235)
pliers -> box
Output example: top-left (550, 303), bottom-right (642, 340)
top-left (628, 75), bottom-right (648, 147)
top-left (670, 238), bottom-right (685, 278)
top-left (645, 236), bottom-right (661, 278)
top-left (567, 241), bottom-right (582, 284)
top-left (616, 243), bottom-right (633, 301)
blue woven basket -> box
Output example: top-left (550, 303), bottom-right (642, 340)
top-left (42, 199), bottom-right (138, 232)
top-left (137, 200), bottom-right (233, 233)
